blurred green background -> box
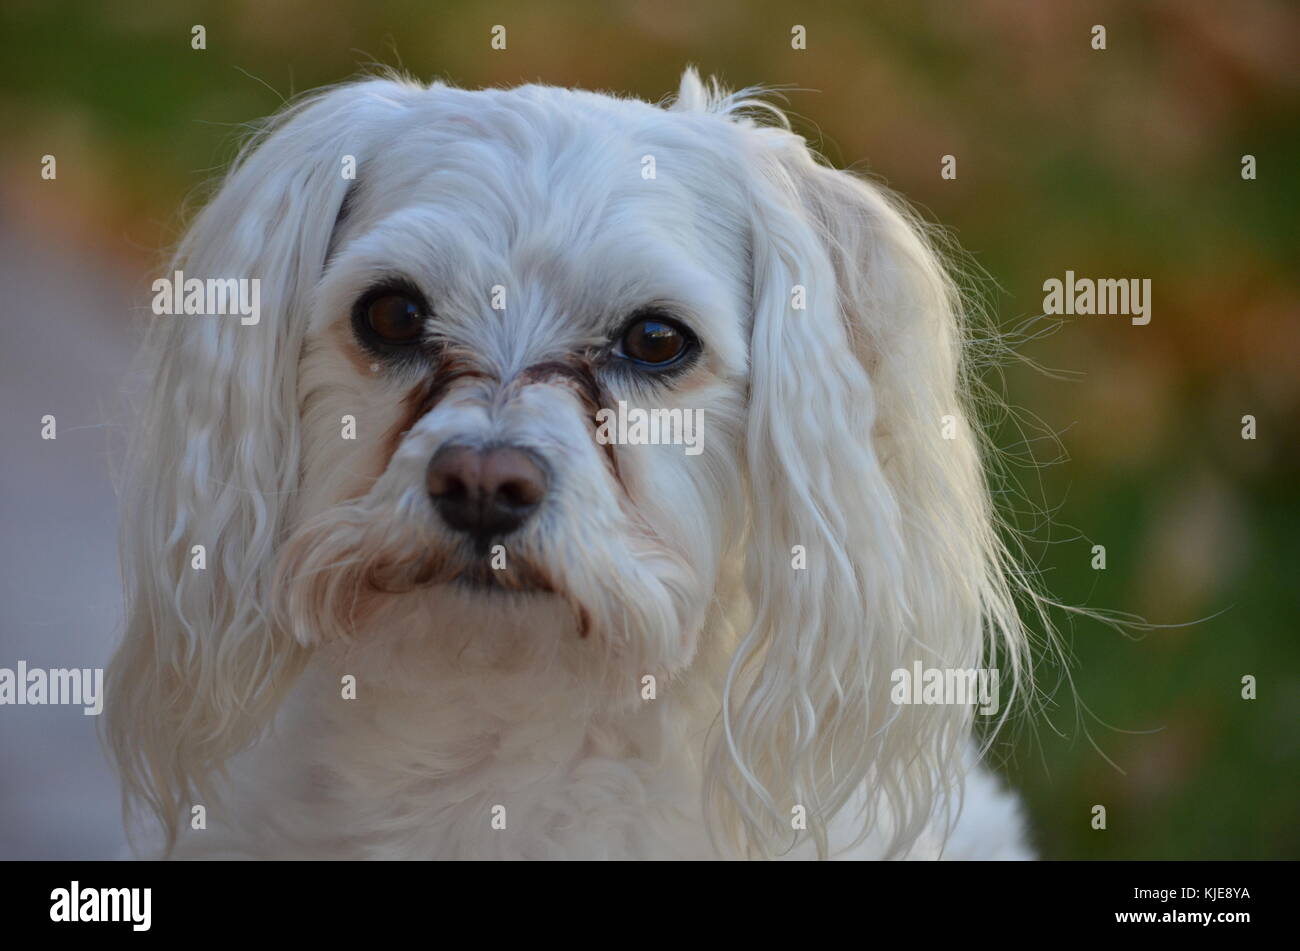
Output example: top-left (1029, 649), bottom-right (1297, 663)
top-left (1, 0), bottom-right (1295, 859)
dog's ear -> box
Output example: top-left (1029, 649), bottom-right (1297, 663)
top-left (706, 127), bottom-right (1029, 858)
top-left (106, 79), bottom-right (415, 852)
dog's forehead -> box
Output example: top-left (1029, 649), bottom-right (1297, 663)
top-left (341, 86), bottom-right (750, 264)
top-left (321, 86), bottom-right (752, 350)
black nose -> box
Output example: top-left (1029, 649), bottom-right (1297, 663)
top-left (426, 444), bottom-right (548, 545)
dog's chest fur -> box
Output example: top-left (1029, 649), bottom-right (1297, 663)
top-left (182, 658), bottom-right (720, 859)
top-left (172, 656), bottom-right (1031, 860)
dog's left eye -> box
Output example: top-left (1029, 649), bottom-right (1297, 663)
top-left (615, 316), bottom-right (694, 368)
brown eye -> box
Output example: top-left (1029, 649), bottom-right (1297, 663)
top-left (618, 317), bottom-right (692, 367)
top-left (365, 294), bottom-right (425, 344)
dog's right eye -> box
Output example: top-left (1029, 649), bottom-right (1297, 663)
top-left (351, 283), bottom-right (431, 354)
top-left (364, 294), bottom-right (425, 344)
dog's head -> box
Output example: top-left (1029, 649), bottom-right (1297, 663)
top-left (108, 70), bottom-right (1030, 858)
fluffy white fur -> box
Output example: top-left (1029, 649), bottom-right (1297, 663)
top-left (106, 69), bottom-right (1035, 860)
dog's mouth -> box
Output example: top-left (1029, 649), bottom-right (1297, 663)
top-left (414, 541), bottom-right (560, 598)
top-left (436, 550), bottom-right (592, 637)
top-left (449, 560), bottom-right (555, 595)
top-left (360, 539), bottom-right (558, 600)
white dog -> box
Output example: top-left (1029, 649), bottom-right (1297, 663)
top-left (106, 69), bottom-right (1036, 860)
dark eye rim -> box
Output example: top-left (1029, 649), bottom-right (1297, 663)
top-left (612, 311), bottom-right (700, 371)
top-left (350, 278), bottom-right (432, 355)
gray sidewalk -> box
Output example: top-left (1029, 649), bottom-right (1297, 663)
top-left (0, 213), bottom-right (134, 858)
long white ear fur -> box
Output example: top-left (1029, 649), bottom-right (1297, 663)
top-left (694, 79), bottom-right (1032, 859)
top-left (105, 78), bottom-right (418, 852)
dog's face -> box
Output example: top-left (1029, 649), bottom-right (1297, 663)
top-left (109, 71), bottom-right (1030, 856)
top-left (280, 85), bottom-right (756, 688)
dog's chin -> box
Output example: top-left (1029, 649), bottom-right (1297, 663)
top-left (277, 504), bottom-right (704, 687)
top-left (334, 580), bottom-right (584, 686)
top-left (442, 566), bottom-right (598, 652)
top-left (347, 548), bottom-right (698, 694)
